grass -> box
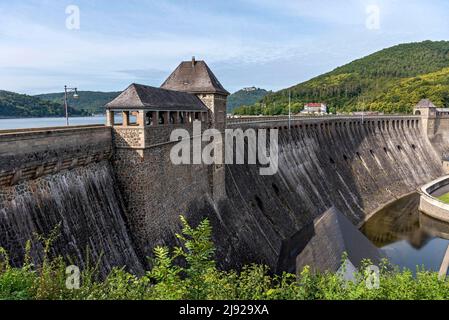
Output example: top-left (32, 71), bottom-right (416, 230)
top-left (437, 192), bottom-right (449, 204)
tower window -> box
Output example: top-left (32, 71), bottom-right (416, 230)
top-left (159, 112), bottom-right (165, 125)
top-left (146, 112), bottom-right (153, 126)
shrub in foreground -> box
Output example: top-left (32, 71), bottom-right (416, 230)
top-left (1, 216), bottom-right (449, 300)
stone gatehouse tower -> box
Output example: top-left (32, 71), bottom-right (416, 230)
top-left (161, 57), bottom-right (229, 201)
top-left (161, 57), bottom-right (229, 131)
top-left (105, 58), bottom-right (228, 257)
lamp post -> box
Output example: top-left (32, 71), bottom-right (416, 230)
top-left (288, 91), bottom-right (291, 132)
top-left (361, 97), bottom-right (365, 123)
top-left (64, 85), bottom-right (79, 126)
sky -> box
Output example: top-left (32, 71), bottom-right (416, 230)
top-left (0, 0), bottom-right (449, 94)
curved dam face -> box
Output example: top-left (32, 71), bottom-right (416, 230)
top-left (0, 116), bottom-right (447, 276)
top-left (0, 161), bottom-right (143, 276)
top-left (213, 118), bottom-right (445, 272)
top-left (0, 126), bottom-right (143, 277)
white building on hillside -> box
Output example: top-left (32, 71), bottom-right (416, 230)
top-left (301, 103), bottom-right (327, 114)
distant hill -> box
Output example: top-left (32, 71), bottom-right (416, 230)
top-left (36, 91), bottom-right (121, 114)
top-left (227, 87), bottom-right (269, 113)
top-left (233, 40), bottom-right (449, 115)
top-left (0, 90), bottom-right (87, 118)
top-left (41, 89), bottom-right (268, 114)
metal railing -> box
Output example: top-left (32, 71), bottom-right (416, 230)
top-left (227, 114), bottom-right (420, 125)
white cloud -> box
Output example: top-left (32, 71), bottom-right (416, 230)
top-left (0, 0), bottom-right (448, 94)
top-left (0, 12), bottom-right (313, 93)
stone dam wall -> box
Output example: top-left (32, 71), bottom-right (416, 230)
top-left (213, 116), bottom-right (446, 272)
top-left (0, 126), bottom-right (143, 276)
top-left (0, 115), bottom-right (447, 275)
top-left (112, 144), bottom-right (213, 258)
top-left (110, 119), bottom-right (220, 259)
top-left (0, 125), bottom-right (112, 187)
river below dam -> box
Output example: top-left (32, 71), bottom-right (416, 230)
top-left (361, 193), bottom-right (449, 273)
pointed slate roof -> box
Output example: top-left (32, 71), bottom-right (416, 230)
top-left (161, 59), bottom-right (229, 96)
top-left (105, 83), bottom-right (208, 111)
top-left (415, 99), bottom-right (438, 109)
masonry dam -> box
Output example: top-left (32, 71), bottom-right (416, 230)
top-left (1, 61), bottom-right (449, 276)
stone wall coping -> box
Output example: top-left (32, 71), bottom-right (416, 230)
top-left (0, 116), bottom-right (419, 135)
top-left (0, 125), bottom-right (109, 141)
top-left (0, 124), bottom-right (113, 185)
top-left (0, 124), bottom-right (106, 136)
top-left (227, 115), bottom-right (420, 126)
top-left (421, 175), bottom-right (449, 196)
top-left (419, 175), bottom-right (449, 222)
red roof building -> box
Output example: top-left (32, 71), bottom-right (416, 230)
top-left (302, 103), bottom-right (327, 114)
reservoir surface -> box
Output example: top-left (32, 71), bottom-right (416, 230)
top-left (0, 116), bottom-right (106, 130)
top-left (361, 193), bottom-right (449, 273)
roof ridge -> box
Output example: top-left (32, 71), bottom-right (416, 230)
top-left (161, 60), bottom-right (229, 95)
top-left (129, 83), bottom-right (146, 108)
top-left (416, 98), bottom-right (438, 108)
top-left (203, 62), bottom-right (218, 85)
top-left (134, 82), bottom-right (199, 96)
top-left (105, 82), bottom-right (208, 111)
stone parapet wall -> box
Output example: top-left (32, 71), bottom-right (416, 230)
top-left (0, 125), bottom-right (112, 187)
top-left (112, 121), bottom-right (209, 150)
top-left (144, 122), bottom-right (206, 147)
top-left (228, 115), bottom-right (421, 130)
top-left (419, 175), bottom-right (449, 222)
top-left (113, 127), bottom-right (144, 148)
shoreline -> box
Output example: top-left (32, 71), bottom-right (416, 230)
top-left (0, 115), bottom-right (105, 120)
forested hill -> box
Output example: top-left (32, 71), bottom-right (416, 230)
top-left (234, 40), bottom-right (449, 115)
top-left (36, 91), bottom-right (121, 114)
top-left (226, 87), bottom-right (269, 113)
top-left (0, 91), bottom-right (88, 118)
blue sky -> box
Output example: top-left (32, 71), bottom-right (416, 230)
top-left (1, 0), bottom-right (449, 94)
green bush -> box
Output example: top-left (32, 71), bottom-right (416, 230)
top-left (1, 216), bottom-right (449, 300)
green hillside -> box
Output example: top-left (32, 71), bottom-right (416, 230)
top-left (0, 90), bottom-right (87, 118)
top-left (227, 87), bottom-right (269, 113)
top-left (36, 91), bottom-right (121, 114)
top-left (234, 40), bottom-right (449, 115)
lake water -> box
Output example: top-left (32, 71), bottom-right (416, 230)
top-left (0, 116), bottom-right (106, 130)
top-left (361, 193), bottom-right (449, 273)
